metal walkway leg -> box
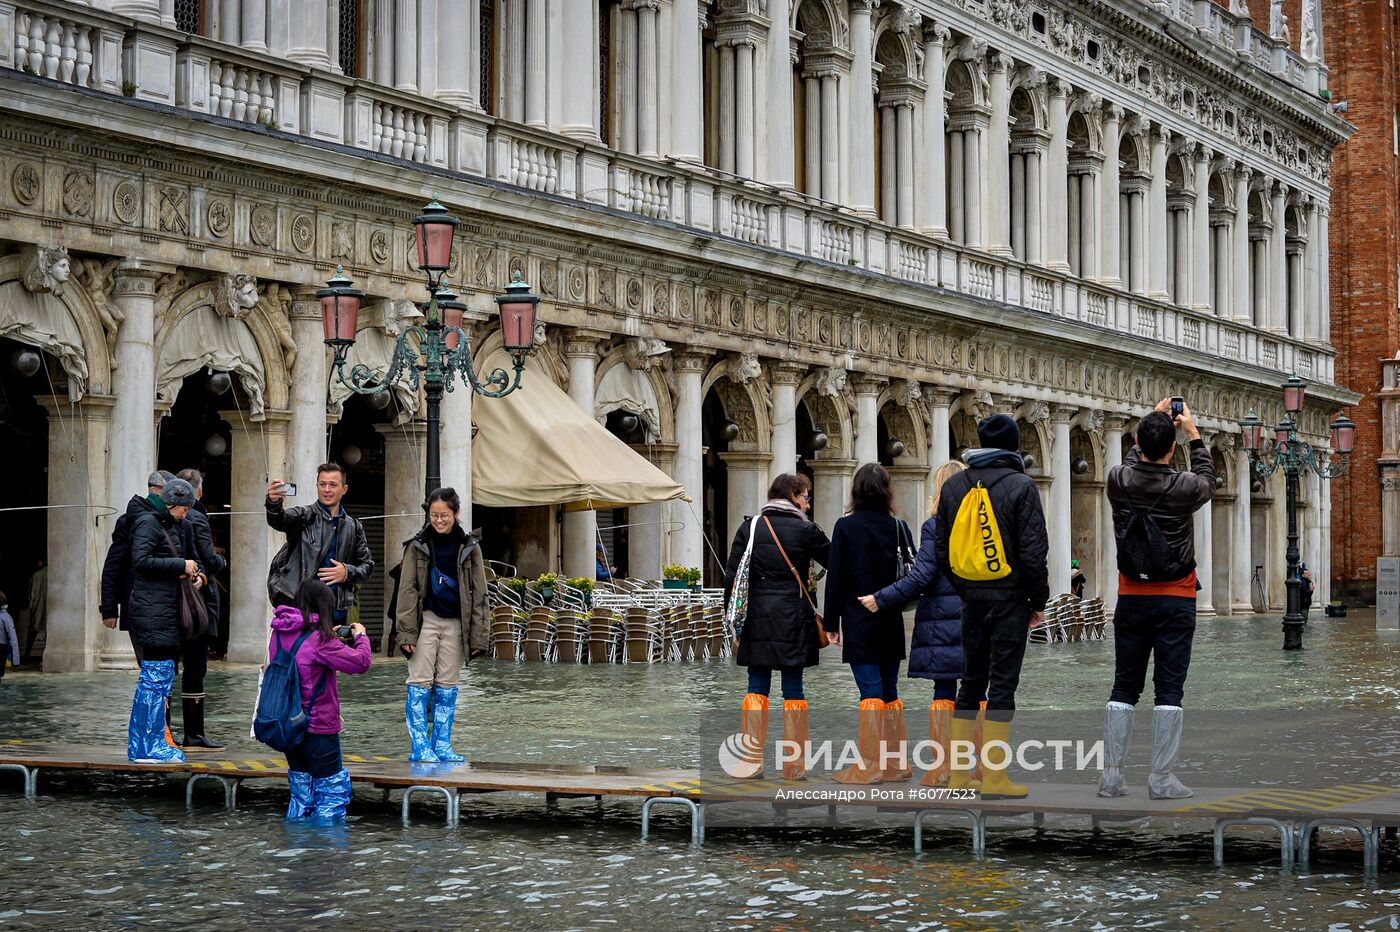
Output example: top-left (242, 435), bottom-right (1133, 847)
top-left (185, 773), bottom-right (241, 811)
top-left (401, 785), bottom-right (458, 826)
top-left (1299, 818), bottom-right (1382, 873)
top-left (913, 808), bottom-right (986, 856)
top-left (640, 797), bottom-right (706, 844)
top-left (1214, 817), bottom-right (1296, 869)
top-left (0, 763), bottom-right (36, 799)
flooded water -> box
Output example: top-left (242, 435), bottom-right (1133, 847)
top-left (4, 612), bottom-right (1400, 928)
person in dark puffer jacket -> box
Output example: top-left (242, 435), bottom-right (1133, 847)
top-left (859, 460), bottom-right (970, 787)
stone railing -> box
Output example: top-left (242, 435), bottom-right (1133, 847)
top-left (0, 0), bottom-right (1336, 388)
top-left (1183, 0), bottom-right (1327, 96)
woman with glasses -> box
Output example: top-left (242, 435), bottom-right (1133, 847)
top-left (394, 487), bottom-right (489, 762)
top-left (722, 473), bottom-right (831, 780)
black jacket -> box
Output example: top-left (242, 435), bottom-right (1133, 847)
top-left (127, 509), bottom-right (192, 650)
top-left (724, 507), bottom-right (831, 670)
top-left (934, 451), bottom-right (1051, 612)
top-left (265, 499), bottom-right (375, 613)
top-left (1107, 440), bottom-right (1215, 577)
top-left (187, 502), bottom-right (226, 636)
top-left (99, 495), bottom-right (160, 623)
top-left (874, 516), bottom-right (965, 682)
top-left (822, 503), bottom-right (912, 666)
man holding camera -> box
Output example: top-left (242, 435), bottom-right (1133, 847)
top-left (266, 463), bottom-right (374, 625)
top-left (1098, 399), bottom-right (1214, 800)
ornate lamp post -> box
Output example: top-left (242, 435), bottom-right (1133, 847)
top-left (319, 196), bottom-right (540, 501)
top-left (1240, 374), bottom-right (1357, 650)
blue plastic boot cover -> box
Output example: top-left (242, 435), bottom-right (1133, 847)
top-left (430, 686), bottom-right (466, 763)
top-left (311, 769), bottom-right (353, 821)
top-left (128, 660), bottom-right (185, 763)
top-left (405, 684), bottom-right (439, 762)
top-left (286, 771), bottom-right (315, 819)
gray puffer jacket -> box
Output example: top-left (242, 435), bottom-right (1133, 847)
top-left (265, 499), bottom-right (375, 613)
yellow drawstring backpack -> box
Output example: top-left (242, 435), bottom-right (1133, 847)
top-left (949, 479), bottom-right (1013, 581)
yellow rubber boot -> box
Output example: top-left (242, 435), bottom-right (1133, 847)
top-left (781, 700), bottom-right (809, 781)
top-left (921, 699), bottom-right (956, 787)
top-left (978, 719), bottom-right (1029, 799)
top-left (947, 714), bottom-right (981, 790)
top-left (833, 698), bottom-right (886, 784)
top-left (881, 698), bottom-right (913, 782)
top-left (731, 693), bottom-right (768, 779)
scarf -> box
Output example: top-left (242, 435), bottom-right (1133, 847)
top-left (761, 498), bottom-right (809, 522)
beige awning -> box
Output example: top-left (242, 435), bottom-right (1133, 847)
top-left (471, 350), bottom-right (689, 511)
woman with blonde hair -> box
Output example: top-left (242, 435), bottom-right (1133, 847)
top-left (858, 460), bottom-right (971, 786)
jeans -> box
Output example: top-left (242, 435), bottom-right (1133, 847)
top-left (1109, 594), bottom-right (1197, 707)
top-left (746, 666), bottom-right (805, 701)
top-left (285, 732), bottom-right (344, 779)
top-left (850, 661), bottom-right (901, 702)
top-left (957, 600), bottom-right (1031, 720)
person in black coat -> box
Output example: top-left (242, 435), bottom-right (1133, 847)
top-left (175, 469), bottom-right (227, 751)
top-left (125, 479), bottom-right (202, 764)
top-left (100, 472), bottom-right (174, 660)
top-left (722, 473), bottom-right (830, 780)
top-left (859, 460), bottom-right (969, 787)
top-left (823, 463), bottom-right (915, 785)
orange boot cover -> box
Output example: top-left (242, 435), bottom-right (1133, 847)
top-left (881, 699), bottom-right (913, 782)
top-left (833, 698), bottom-right (886, 785)
top-left (971, 699), bottom-right (989, 781)
top-left (781, 700), bottom-right (810, 781)
top-left (731, 693), bottom-right (769, 779)
top-left (921, 699), bottom-right (956, 787)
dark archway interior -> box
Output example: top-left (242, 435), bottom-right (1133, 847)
top-left (0, 338), bottom-right (54, 654)
top-left (701, 388), bottom-right (731, 585)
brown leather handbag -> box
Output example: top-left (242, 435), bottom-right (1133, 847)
top-left (161, 526), bottom-right (209, 641)
top-left (762, 515), bottom-right (830, 649)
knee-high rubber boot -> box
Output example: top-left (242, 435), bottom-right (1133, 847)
top-left (881, 698), bottom-right (913, 782)
top-left (286, 771), bottom-right (314, 819)
top-left (979, 719), bottom-right (1029, 799)
top-left (1147, 705), bottom-right (1193, 799)
top-left (1097, 701), bottom-right (1136, 798)
top-left (310, 769), bottom-right (352, 821)
top-left (947, 714), bottom-right (980, 790)
top-left (430, 686), bottom-right (466, 763)
top-left (833, 699), bottom-right (886, 785)
top-left (729, 693), bottom-right (768, 779)
top-left (181, 695), bottom-right (225, 751)
top-left (971, 699), bottom-right (989, 781)
top-left (781, 699), bottom-right (809, 781)
top-left (921, 699), bottom-right (956, 787)
top-left (128, 660), bottom-right (185, 763)
top-left (405, 685), bottom-right (439, 763)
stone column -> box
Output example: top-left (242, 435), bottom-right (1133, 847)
top-left (963, 124), bottom-right (983, 248)
top-left (880, 103), bottom-right (897, 223)
top-left (987, 52), bottom-right (1013, 255)
top-left (636, 0), bottom-right (660, 156)
top-left (1232, 448), bottom-right (1254, 612)
top-left (671, 351), bottom-right (709, 572)
top-left (852, 376), bottom-right (884, 466)
top-left (1046, 80), bottom-right (1070, 271)
top-left (241, 0), bottom-right (267, 50)
top-left (439, 385), bottom-right (473, 527)
top-left (735, 40), bottom-right (755, 178)
top-left (114, 0), bottom-right (162, 23)
top-left (379, 422), bottom-right (426, 609)
top-left (926, 389), bottom-right (956, 482)
top-left (285, 289), bottom-right (328, 507)
top-left (1269, 181), bottom-right (1288, 332)
top-left (1233, 167), bottom-right (1253, 322)
top-left (1192, 146), bottom-right (1213, 311)
top-left (1303, 201), bottom-right (1320, 341)
top-left (437, 0), bottom-right (479, 108)
top-left (896, 103), bottom-right (916, 228)
top-left (848, 0), bottom-right (876, 214)
top-left (721, 452), bottom-right (772, 549)
top-left (820, 72), bottom-right (840, 200)
top-left (630, 445), bottom-right (674, 580)
top-left (766, 0), bottom-right (793, 185)
top-left (1213, 217), bottom-right (1232, 314)
top-left (1318, 203), bottom-right (1331, 341)
top-left (562, 333), bottom-right (602, 578)
top-left (1173, 203), bottom-right (1193, 306)
top-left (38, 395), bottom-right (112, 673)
top-left (225, 410), bottom-right (288, 664)
top-left (1148, 127), bottom-right (1169, 298)
top-left (811, 460), bottom-right (855, 541)
top-left (523, 0), bottom-right (548, 126)
top-left (1317, 466), bottom-right (1332, 604)
top-left (393, 0), bottom-right (418, 91)
top-left (1099, 104), bottom-right (1123, 285)
top-left (505, 0), bottom-right (526, 122)
top-left (922, 23), bottom-right (950, 237)
top-left (718, 42), bottom-right (736, 172)
top-left (769, 364), bottom-right (803, 481)
top-left (372, 0), bottom-right (393, 86)
top-left (671, 0), bottom-right (702, 160)
top-left (1251, 233), bottom-right (1270, 326)
top-left (1079, 159), bottom-right (1101, 279)
top-left (283, 0), bottom-right (332, 68)
top-left (1101, 415), bottom-right (1126, 612)
top-left (1287, 241), bottom-right (1305, 336)
top-left (1025, 147), bottom-right (1043, 265)
top-left (1195, 439), bottom-right (1215, 615)
top-left (1048, 406), bottom-right (1074, 599)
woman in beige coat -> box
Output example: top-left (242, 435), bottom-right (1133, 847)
top-left (395, 487), bottom-right (488, 763)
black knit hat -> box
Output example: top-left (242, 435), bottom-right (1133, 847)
top-left (977, 414), bottom-right (1020, 452)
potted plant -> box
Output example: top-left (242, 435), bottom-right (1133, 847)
top-left (684, 566), bottom-right (703, 591)
top-left (505, 576), bottom-right (529, 606)
top-left (567, 576), bottom-right (594, 606)
top-left (663, 564), bottom-right (690, 590)
top-left (536, 572), bottom-right (559, 602)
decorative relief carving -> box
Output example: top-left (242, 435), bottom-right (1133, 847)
top-left (702, 290), bottom-right (720, 327)
top-left (596, 268), bottom-right (615, 308)
top-left (539, 259), bottom-right (558, 298)
top-left (367, 227), bottom-right (388, 264)
top-left (625, 277), bottom-right (642, 311)
top-left (62, 170), bottom-right (93, 218)
top-left (508, 255), bottom-right (526, 283)
top-left (158, 187), bottom-right (189, 235)
top-left (20, 245), bottom-right (70, 295)
top-left (74, 258), bottom-right (123, 352)
top-left (624, 337), bottom-right (671, 370)
top-left (11, 163), bottom-right (39, 205)
top-left (651, 282), bottom-right (669, 316)
top-left (207, 198), bottom-right (232, 238)
top-left (726, 352), bottom-right (763, 384)
top-left (214, 273), bottom-right (259, 319)
top-left (292, 214), bottom-right (315, 253)
top-left (676, 285), bottom-right (694, 321)
top-left (249, 204), bottom-right (275, 246)
top-left (112, 180), bottom-right (139, 224)
top-left (567, 265), bottom-right (586, 300)
top-left (729, 297), bottom-right (745, 328)
top-left (474, 246), bottom-right (496, 288)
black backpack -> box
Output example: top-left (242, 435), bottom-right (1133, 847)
top-left (1116, 475), bottom-right (1189, 582)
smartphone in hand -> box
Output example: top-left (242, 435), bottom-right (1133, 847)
top-left (281, 481), bottom-right (298, 497)
top-left (1170, 397), bottom-right (1184, 418)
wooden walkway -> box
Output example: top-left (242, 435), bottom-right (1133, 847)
top-left (2, 740), bottom-right (1398, 872)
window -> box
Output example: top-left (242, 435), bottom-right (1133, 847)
top-left (481, 0), bottom-right (497, 115)
top-left (174, 0), bottom-right (202, 35)
top-left (338, 0), bottom-right (361, 78)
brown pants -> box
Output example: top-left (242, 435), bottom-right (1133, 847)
top-left (405, 610), bottom-right (463, 688)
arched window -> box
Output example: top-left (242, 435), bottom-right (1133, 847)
top-left (1208, 171), bottom-right (1232, 315)
top-left (1118, 130), bottom-right (1149, 292)
top-left (1008, 84), bottom-right (1047, 263)
top-left (793, 0), bottom-right (845, 200)
top-left (944, 58), bottom-right (985, 247)
top-left (1165, 154), bottom-right (1191, 305)
top-left (874, 29), bottom-right (920, 228)
top-left (1248, 187), bottom-right (1270, 327)
top-left (1066, 111), bottom-right (1100, 278)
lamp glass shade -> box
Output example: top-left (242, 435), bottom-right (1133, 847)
top-left (1274, 421), bottom-right (1293, 446)
top-left (413, 197), bottom-right (459, 273)
top-left (316, 267), bottom-right (364, 346)
top-left (437, 290), bottom-right (466, 351)
top-left (495, 273), bottom-right (540, 353)
top-left (1332, 414), bottom-right (1357, 455)
top-left (1283, 374), bottom-right (1306, 414)
top-left (1240, 411), bottom-right (1264, 451)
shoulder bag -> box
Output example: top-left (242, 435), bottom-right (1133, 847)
top-left (763, 515), bottom-right (830, 649)
top-left (894, 518), bottom-right (916, 581)
top-left (724, 517), bottom-right (758, 641)
top-left (160, 526), bottom-right (209, 641)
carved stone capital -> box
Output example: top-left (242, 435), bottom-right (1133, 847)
top-left (851, 374), bottom-right (888, 396)
top-left (1050, 78), bottom-right (1072, 100)
top-left (564, 329), bottom-right (609, 358)
top-left (1103, 102), bottom-right (1125, 123)
top-left (1049, 403), bottom-right (1078, 424)
top-left (990, 52), bottom-right (1014, 74)
top-left (112, 260), bottom-right (173, 297)
top-left (671, 349), bottom-right (713, 373)
top-left (770, 362), bottom-right (806, 386)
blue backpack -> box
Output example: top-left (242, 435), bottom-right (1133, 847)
top-left (254, 630), bottom-right (325, 752)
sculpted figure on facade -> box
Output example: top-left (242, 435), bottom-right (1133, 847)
top-left (624, 336), bottom-right (671, 371)
top-left (20, 245), bottom-right (71, 296)
top-left (214, 273), bottom-right (259, 319)
top-left (1301, 0), bottom-right (1321, 61)
top-left (74, 258), bottom-right (123, 351)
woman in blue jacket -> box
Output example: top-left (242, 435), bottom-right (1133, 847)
top-left (858, 461), bottom-right (968, 787)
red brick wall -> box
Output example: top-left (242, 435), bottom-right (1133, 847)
top-left (1329, 0), bottom-right (1400, 601)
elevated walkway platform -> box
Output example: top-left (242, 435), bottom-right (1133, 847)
top-left (3, 740), bottom-right (1397, 873)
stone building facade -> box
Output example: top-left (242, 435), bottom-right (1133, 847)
top-left (0, 0), bottom-right (1356, 671)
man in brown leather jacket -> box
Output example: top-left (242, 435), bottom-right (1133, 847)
top-left (1098, 399), bottom-right (1214, 801)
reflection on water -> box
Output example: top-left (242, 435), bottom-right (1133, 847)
top-left (3, 613), bottom-right (1400, 927)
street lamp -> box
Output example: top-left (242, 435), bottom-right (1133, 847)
top-left (1240, 375), bottom-right (1354, 651)
top-left (320, 197), bottom-right (539, 502)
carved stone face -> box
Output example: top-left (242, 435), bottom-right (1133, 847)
top-left (533, 320), bottom-right (548, 347)
top-left (233, 275), bottom-right (258, 310)
top-left (49, 253), bottom-right (71, 284)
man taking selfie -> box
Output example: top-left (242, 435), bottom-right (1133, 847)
top-left (266, 464), bottom-right (375, 625)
